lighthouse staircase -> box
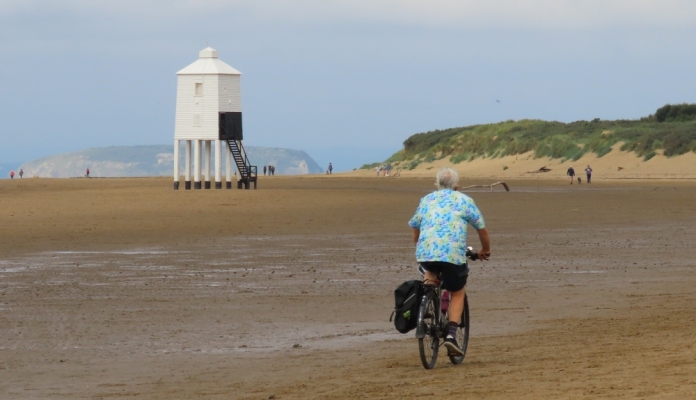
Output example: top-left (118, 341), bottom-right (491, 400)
top-left (219, 112), bottom-right (257, 189)
top-left (226, 140), bottom-right (257, 189)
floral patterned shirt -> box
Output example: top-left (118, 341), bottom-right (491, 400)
top-left (408, 189), bottom-right (485, 265)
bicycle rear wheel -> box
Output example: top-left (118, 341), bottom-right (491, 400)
top-left (418, 291), bottom-right (439, 369)
top-left (449, 294), bottom-right (470, 365)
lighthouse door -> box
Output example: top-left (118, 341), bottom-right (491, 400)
top-left (219, 112), bottom-right (243, 140)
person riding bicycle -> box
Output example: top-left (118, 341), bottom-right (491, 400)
top-left (408, 168), bottom-right (491, 356)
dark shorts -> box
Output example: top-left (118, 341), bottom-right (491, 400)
top-left (419, 261), bottom-right (468, 292)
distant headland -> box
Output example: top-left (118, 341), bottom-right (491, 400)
top-left (17, 145), bottom-right (323, 178)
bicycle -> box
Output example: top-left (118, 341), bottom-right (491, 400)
top-left (415, 247), bottom-right (479, 369)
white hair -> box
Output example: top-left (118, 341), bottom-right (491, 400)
top-left (435, 168), bottom-right (459, 190)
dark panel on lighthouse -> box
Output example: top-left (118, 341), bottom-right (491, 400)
top-left (219, 112), bottom-right (243, 141)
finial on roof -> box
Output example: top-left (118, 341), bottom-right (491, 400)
top-left (199, 47), bottom-right (218, 59)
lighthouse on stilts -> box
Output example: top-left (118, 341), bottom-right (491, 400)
top-left (173, 47), bottom-right (257, 190)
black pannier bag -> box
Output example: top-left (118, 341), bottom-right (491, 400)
top-left (390, 280), bottom-right (424, 334)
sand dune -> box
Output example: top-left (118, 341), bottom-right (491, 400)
top-left (348, 144), bottom-right (696, 180)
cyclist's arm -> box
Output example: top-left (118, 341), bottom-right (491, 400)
top-left (476, 228), bottom-right (491, 260)
top-left (412, 228), bottom-right (420, 245)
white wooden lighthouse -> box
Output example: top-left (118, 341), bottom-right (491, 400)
top-left (173, 47), bottom-right (257, 190)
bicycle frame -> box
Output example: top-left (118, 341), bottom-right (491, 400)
top-left (415, 265), bottom-right (449, 340)
top-left (415, 283), bottom-right (446, 340)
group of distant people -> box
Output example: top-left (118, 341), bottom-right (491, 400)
top-left (7, 168), bottom-right (90, 179)
top-left (566, 165), bottom-right (592, 184)
top-left (376, 163), bottom-right (393, 176)
top-left (263, 165), bottom-right (275, 176)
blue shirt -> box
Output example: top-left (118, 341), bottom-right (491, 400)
top-left (408, 189), bottom-right (485, 265)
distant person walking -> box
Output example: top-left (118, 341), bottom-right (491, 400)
top-left (376, 165), bottom-right (381, 176)
top-left (585, 165), bottom-right (593, 183)
top-left (19, 169), bottom-right (23, 178)
top-left (567, 165), bottom-right (575, 184)
top-left (328, 163), bottom-right (333, 175)
top-left (86, 168), bottom-right (90, 178)
top-left (263, 165), bottom-right (267, 176)
top-left (10, 170), bottom-right (14, 179)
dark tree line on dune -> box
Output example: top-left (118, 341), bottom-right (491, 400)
top-left (363, 104), bottom-right (696, 170)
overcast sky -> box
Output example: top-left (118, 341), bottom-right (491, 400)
top-left (1, 1), bottom-right (695, 171)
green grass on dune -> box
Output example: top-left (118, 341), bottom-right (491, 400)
top-left (361, 104), bottom-right (696, 169)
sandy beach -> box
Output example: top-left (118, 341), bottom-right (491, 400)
top-left (1, 175), bottom-right (696, 399)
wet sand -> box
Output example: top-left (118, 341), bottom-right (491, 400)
top-left (1, 176), bottom-right (696, 399)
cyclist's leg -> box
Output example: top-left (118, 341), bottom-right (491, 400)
top-left (448, 287), bottom-right (465, 324)
top-left (440, 265), bottom-right (467, 356)
top-left (437, 263), bottom-right (468, 324)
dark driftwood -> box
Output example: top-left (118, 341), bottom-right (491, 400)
top-left (460, 181), bottom-right (510, 192)
top-left (527, 166), bottom-right (552, 173)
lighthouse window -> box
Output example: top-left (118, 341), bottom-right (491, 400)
top-left (195, 82), bottom-right (203, 96)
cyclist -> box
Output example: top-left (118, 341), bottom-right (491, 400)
top-left (408, 168), bottom-right (491, 356)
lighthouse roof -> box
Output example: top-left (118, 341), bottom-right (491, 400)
top-left (177, 47), bottom-right (241, 75)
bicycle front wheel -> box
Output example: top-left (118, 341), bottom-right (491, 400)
top-left (449, 294), bottom-right (470, 365)
top-left (418, 291), bottom-right (439, 369)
